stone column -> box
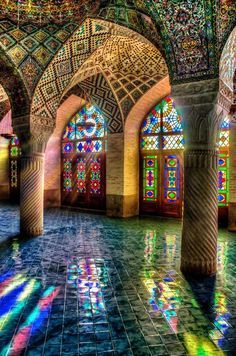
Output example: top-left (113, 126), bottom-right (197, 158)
top-left (228, 106), bottom-right (236, 231)
top-left (20, 152), bottom-right (45, 236)
top-left (182, 147), bottom-right (218, 275)
top-left (18, 118), bottom-right (54, 236)
top-left (172, 79), bottom-right (230, 276)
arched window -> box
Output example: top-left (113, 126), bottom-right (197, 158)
top-left (61, 103), bottom-right (106, 210)
top-left (218, 116), bottom-right (229, 218)
top-left (140, 97), bottom-right (184, 217)
top-left (9, 135), bottom-right (20, 201)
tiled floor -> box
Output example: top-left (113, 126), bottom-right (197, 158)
top-left (0, 204), bottom-right (236, 355)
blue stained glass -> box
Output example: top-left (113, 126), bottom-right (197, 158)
top-left (220, 116), bottom-right (230, 129)
top-left (77, 142), bottom-right (83, 152)
top-left (218, 195), bottom-right (224, 202)
top-left (141, 116), bottom-right (161, 134)
top-left (63, 142), bottom-right (74, 154)
top-left (75, 104), bottom-right (105, 139)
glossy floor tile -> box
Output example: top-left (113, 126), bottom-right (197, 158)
top-left (0, 204), bottom-right (236, 355)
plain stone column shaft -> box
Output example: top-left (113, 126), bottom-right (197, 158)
top-left (181, 149), bottom-right (218, 276)
top-left (20, 153), bottom-right (44, 236)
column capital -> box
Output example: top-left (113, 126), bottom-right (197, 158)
top-left (172, 78), bottom-right (233, 113)
top-left (31, 114), bottom-right (55, 145)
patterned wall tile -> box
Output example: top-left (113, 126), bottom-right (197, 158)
top-left (8, 45), bottom-right (27, 66)
top-left (0, 18), bottom-right (77, 94)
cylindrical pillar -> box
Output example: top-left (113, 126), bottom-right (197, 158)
top-left (20, 153), bottom-right (44, 236)
top-left (228, 109), bottom-right (236, 231)
top-left (181, 149), bottom-right (218, 276)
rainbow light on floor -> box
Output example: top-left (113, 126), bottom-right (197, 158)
top-left (2, 286), bottom-right (60, 356)
top-left (183, 332), bottom-right (224, 356)
top-left (0, 279), bottom-right (40, 332)
top-left (0, 274), bottom-right (26, 298)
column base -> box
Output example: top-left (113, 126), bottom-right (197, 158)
top-left (181, 259), bottom-right (217, 277)
top-left (228, 203), bottom-right (236, 231)
top-left (20, 226), bottom-right (43, 237)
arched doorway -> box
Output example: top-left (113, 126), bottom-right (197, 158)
top-left (140, 97), bottom-right (184, 218)
top-left (61, 103), bottom-right (106, 210)
top-left (218, 116), bottom-right (229, 221)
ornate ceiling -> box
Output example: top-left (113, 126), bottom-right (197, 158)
top-left (0, 0), bottom-right (100, 24)
top-left (0, 0), bottom-right (235, 129)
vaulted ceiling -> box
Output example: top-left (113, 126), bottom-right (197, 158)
top-left (0, 0), bottom-right (235, 87)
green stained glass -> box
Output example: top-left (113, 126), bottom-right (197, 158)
top-left (143, 156), bottom-right (158, 202)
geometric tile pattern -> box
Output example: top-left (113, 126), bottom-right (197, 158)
top-left (0, 84), bottom-right (9, 103)
top-left (31, 19), bottom-right (112, 120)
top-left (75, 73), bottom-right (124, 133)
top-left (66, 34), bottom-right (168, 122)
top-left (0, 204), bottom-right (236, 354)
top-left (0, 49), bottom-right (30, 118)
top-left (0, 19), bottom-right (77, 93)
top-left (0, 0), bottom-right (99, 25)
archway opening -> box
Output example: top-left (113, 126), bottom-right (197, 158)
top-left (61, 103), bottom-right (107, 210)
top-left (139, 96), bottom-right (184, 218)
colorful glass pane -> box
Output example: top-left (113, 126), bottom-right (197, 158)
top-left (63, 118), bottom-right (76, 141)
top-left (10, 146), bottom-right (19, 157)
top-left (220, 116), bottom-right (230, 129)
top-left (140, 136), bottom-right (159, 150)
top-left (75, 104), bottom-right (105, 140)
top-left (77, 158), bottom-right (86, 194)
top-left (219, 130), bottom-right (229, 148)
top-left (162, 101), bottom-right (182, 133)
top-left (162, 135), bottom-right (185, 150)
top-left (143, 156), bottom-right (158, 201)
top-left (10, 137), bottom-right (20, 146)
top-left (90, 158), bottom-right (101, 194)
top-left (141, 115), bottom-right (161, 135)
top-left (10, 160), bottom-right (17, 188)
top-left (62, 142), bottom-right (74, 154)
top-left (164, 155), bottom-right (180, 203)
top-left (77, 140), bottom-right (103, 153)
top-left (218, 153), bottom-right (229, 206)
top-left (63, 159), bottom-right (72, 192)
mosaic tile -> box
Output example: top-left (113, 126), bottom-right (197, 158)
top-left (0, 204), bottom-right (236, 355)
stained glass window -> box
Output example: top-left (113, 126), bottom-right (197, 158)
top-left (90, 157), bottom-right (101, 194)
top-left (9, 136), bottom-right (20, 190)
top-left (141, 97), bottom-right (183, 208)
top-left (77, 158), bottom-right (86, 194)
top-left (164, 155), bottom-right (180, 203)
top-left (163, 135), bottom-right (184, 150)
top-left (218, 116), bottom-right (229, 207)
top-left (62, 103), bottom-right (106, 206)
top-left (63, 103), bottom-right (105, 148)
top-left (63, 159), bottom-right (72, 192)
top-left (218, 154), bottom-right (229, 206)
top-left (140, 97), bottom-right (184, 152)
top-left (141, 136), bottom-right (159, 150)
top-left (143, 156), bottom-right (158, 202)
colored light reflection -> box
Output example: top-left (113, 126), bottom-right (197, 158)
top-left (184, 332), bottom-right (224, 355)
top-left (3, 286), bottom-right (60, 355)
top-left (67, 258), bottom-right (108, 316)
top-left (144, 230), bottom-right (157, 264)
top-left (143, 230), bottom-right (180, 333)
top-left (0, 271), bottom-right (59, 356)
